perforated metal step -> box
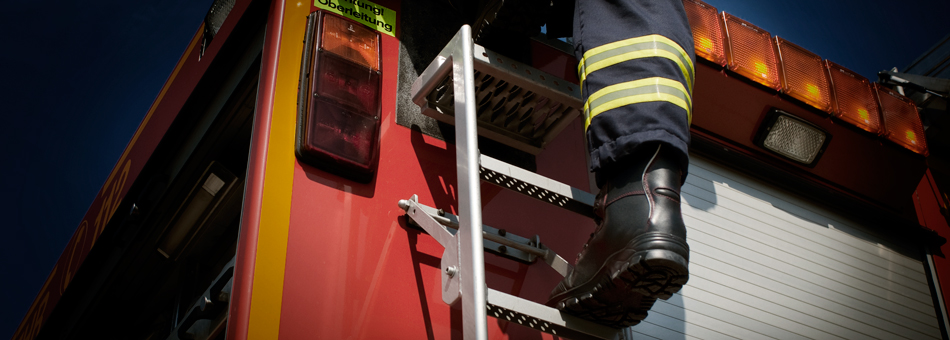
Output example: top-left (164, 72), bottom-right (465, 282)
top-left (479, 154), bottom-right (596, 218)
top-left (412, 43), bottom-right (583, 155)
top-left (487, 289), bottom-right (623, 340)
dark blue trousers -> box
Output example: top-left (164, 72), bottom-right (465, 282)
top-left (573, 0), bottom-right (695, 184)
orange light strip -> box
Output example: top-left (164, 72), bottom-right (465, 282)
top-left (776, 37), bottom-right (832, 112)
top-left (722, 12), bottom-right (781, 90)
top-left (876, 83), bottom-right (928, 156)
top-left (825, 60), bottom-right (882, 134)
top-left (683, 0), bottom-right (726, 66)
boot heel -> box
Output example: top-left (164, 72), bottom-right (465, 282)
top-left (621, 249), bottom-right (689, 300)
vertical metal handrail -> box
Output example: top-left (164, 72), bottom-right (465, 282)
top-left (451, 25), bottom-right (489, 340)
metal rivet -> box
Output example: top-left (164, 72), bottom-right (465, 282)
top-left (445, 266), bottom-right (458, 278)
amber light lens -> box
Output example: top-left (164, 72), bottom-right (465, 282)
top-left (826, 60), bottom-right (882, 134)
top-left (876, 84), bottom-right (928, 155)
top-left (776, 38), bottom-right (832, 112)
top-left (321, 13), bottom-right (380, 71)
top-left (722, 12), bottom-right (780, 90)
top-left (683, 0), bottom-right (726, 66)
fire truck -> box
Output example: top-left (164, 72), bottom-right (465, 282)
top-left (13, 0), bottom-right (950, 339)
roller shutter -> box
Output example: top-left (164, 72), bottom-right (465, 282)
top-left (629, 155), bottom-right (942, 340)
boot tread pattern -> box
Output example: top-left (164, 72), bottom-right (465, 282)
top-left (554, 251), bottom-right (688, 328)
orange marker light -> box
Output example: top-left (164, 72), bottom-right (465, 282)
top-left (825, 60), bottom-right (882, 134)
top-left (321, 13), bottom-right (380, 71)
top-left (683, 0), bottom-right (726, 66)
top-left (722, 13), bottom-right (781, 90)
top-left (876, 84), bottom-right (928, 155)
top-left (776, 37), bottom-right (832, 112)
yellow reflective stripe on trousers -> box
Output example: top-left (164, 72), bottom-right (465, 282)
top-left (583, 77), bottom-right (692, 129)
top-left (578, 34), bottom-right (694, 93)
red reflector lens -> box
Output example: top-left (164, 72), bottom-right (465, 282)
top-left (722, 12), bottom-right (781, 90)
top-left (302, 98), bottom-right (380, 170)
top-left (825, 60), bottom-right (882, 134)
top-left (876, 84), bottom-right (928, 155)
top-left (683, 0), bottom-right (726, 66)
top-left (776, 37), bottom-right (832, 112)
top-left (321, 13), bottom-right (380, 70)
top-left (315, 51), bottom-right (381, 114)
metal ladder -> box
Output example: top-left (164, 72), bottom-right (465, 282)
top-left (399, 25), bottom-right (626, 340)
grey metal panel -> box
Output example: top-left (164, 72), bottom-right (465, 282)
top-left (686, 228), bottom-right (939, 329)
top-left (686, 164), bottom-right (926, 274)
top-left (689, 248), bottom-right (939, 335)
top-left (682, 173), bottom-right (929, 282)
top-left (682, 211), bottom-right (935, 316)
top-left (682, 179), bottom-right (931, 291)
top-left (654, 295), bottom-right (811, 340)
top-left (647, 297), bottom-right (792, 340)
top-left (680, 189), bottom-right (935, 305)
top-left (628, 154), bottom-right (942, 340)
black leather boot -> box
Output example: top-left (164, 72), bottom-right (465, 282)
top-left (547, 144), bottom-right (690, 327)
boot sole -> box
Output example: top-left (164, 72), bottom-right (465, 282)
top-left (548, 249), bottom-right (689, 328)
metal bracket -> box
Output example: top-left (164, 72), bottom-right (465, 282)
top-left (167, 257), bottom-right (235, 340)
top-left (400, 198), bottom-right (573, 277)
top-left (400, 195), bottom-right (461, 305)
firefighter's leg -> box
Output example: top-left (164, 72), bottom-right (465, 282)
top-left (547, 0), bottom-right (694, 327)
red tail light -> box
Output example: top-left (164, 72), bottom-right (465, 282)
top-left (722, 12), bottom-right (781, 90)
top-left (297, 11), bottom-right (383, 182)
top-left (776, 38), bottom-right (832, 112)
top-left (315, 52), bottom-right (381, 114)
top-left (825, 60), bottom-right (882, 134)
top-left (302, 98), bottom-right (379, 167)
top-left (876, 84), bottom-right (928, 156)
top-left (683, 0), bottom-right (726, 66)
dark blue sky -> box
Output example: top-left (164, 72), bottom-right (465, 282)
top-left (0, 0), bottom-right (947, 338)
top-left (0, 0), bottom-right (212, 338)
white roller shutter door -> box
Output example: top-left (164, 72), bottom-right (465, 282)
top-left (629, 154), bottom-right (943, 340)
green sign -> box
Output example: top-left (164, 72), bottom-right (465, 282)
top-left (314, 0), bottom-right (396, 37)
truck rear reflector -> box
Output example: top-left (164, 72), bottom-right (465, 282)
top-left (722, 12), bottom-right (781, 90)
top-left (877, 84), bottom-right (928, 156)
top-left (297, 11), bottom-right (383, 182)
top-left (825, 60), bottom-right (882, 134)
top-left (683, 0), bottom-right (726, 66)
top-left (776, 37), bottom-right (832, 112)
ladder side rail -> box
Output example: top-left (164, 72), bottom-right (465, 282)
top-left (450, 25), bottom-right (489, 340)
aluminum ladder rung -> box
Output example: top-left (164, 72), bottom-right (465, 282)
top-left (479, 154), bottom-right (595, 218)
top-left (487, 289), bottom-right (622, 340)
